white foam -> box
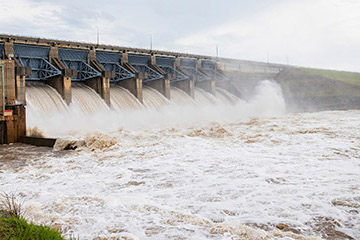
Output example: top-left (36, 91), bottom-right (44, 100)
top-left (5, 80), bottom-right (358, 239)
top-left (1, 110), bottom-right (359, 239)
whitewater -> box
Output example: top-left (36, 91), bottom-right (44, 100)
top-left (0, 81), bottom-right (359, 240)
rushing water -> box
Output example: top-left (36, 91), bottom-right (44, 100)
top-left (194, 87), bottom-right (221, 105)
top-left (2, 80), bottom-right (359, 239)
top-left (110, 86), bottom-right (143, 111)
top-left (26, 84), bottom-right (69, 115)
top-left (71, 84), bottom-right (110, 115)
top-left (216, 87), bottom-right (241, 105)
top-left (170, 87), bottom-right (196, 105)
top-left (142, 86), bottom-right (171, 109)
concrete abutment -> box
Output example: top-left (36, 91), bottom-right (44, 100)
top-left (0, 60), bottom-right (26, 144)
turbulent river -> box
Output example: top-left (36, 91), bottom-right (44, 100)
top-left (0, 81), bottom-right (359, 240)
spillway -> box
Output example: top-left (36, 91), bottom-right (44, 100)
top-left (194, 87), bottom-right (220, 105)
top-left (71, 84), bottom-right (110, 115)
top-left (26, 84), bottom-right (242, 117)
top-left (110, 86), bottom-right (143, 111)
top-left (26, 84), bottom-right (69, 115)
top-left (142, 86), bottom-right (171, 109)
top-left (170, 87), bottom-right (196, 105)
top-left (216, 87), bottom-right (241, 104)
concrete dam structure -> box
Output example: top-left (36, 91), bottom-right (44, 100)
top-left (1, 34), bottom-right (277, 144)
top-left (2, 34), bottom-right (359, 144)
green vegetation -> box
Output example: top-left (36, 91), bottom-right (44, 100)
top-left (300, 67), bottom-right (360, 86)
top-left (0, 193), bottom-right (77, 240)
top-left (0, 214), bottom-right (64, 240)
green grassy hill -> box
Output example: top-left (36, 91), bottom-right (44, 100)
top-left (300, 68), bottom-right (360, 86)
top-left (274, 67), bottom-right (360, 111)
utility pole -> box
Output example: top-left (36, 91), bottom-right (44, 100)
top-left (96, 27), bottom-right (99, 46)
top-left (215, 45), bottom-right (218, 79)
top-left (216, 44), bottom-right (219, 59)
top-left (150, 34), bottom-right (153, 51)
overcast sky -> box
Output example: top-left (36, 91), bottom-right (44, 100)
top-left (1, 0), bottom-right (359, 71)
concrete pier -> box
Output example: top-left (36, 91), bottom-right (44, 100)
top-left (174, 57), bottom-right (195, 98)
top-left (196, 60), bottom-right (216, 96)
top-left (120, 52), bottom-right (143, 103)
top-left (87, 49), bottom-right (111, 106)
top-left (149, 55), bottom-right (170, 99)
top-left (173, 77), bottom-right (195, 98)
top-left (196, 80), bottom-right (216, 96)
top-left (14, 65), bottom-right (28, 105)
top-left (48, 45), bottom-right (73, 105)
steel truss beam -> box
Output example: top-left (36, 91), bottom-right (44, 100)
top-left (131, 64), bottom-right (162, 83)
top-left (18, 57), bottom-right (61, 80)
top-left (180, 58), bottom-right (210, 82)
top-left (58, 48), bottom-right (101, 81)
top-left (158, 65), bottom-right (188, 82)
top-left (13, 44), bottom-right (61, 81)
top-left (128, 54), bottom-right (163, 83)
top-left (96, 51), bottom-right (134, 82)
top-left (181, 66), bottom-right (210, 82)
top-left (202, 60), bottom-right (229, 82)
top-left (61, 60), bottom-right (100, 81)
top-left (202, 67), bottom-right (229, 82)
top-left (100, 62), bottom-right (134, 82)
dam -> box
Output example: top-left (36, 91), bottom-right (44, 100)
top-left (1, 35), bottom-right (360, 240)
top-left (2, 34), bottom-right (359, 143)
top-left (0, 34), bottom-right (283, 143)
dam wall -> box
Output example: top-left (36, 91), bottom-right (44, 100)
top-left (1, 34), bottom-right (359, 143)
top-left (0, 34), bottom-right (252, 105)
top-left (0, 34), bottom-right (252, 143)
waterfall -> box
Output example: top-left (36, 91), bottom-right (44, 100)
top-left (25, 84), bottom-right (242, 117)
top-left (194, 87), bottom-right (220, 105)
top-left (26, 84), bottom-right (69, 115)
top-left (142, 86), bottom-right (171, 108)
top-left (216, 87), bottom-right (241, 104)
top-left (170, 87), bottom-right (196, 105)
top-left (110, 85), bottom-right (143, 111)
top-left (70, 84), bottom-right (110, 115)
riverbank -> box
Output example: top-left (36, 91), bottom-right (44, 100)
top-left (0, 209), bottom-right (67, 239)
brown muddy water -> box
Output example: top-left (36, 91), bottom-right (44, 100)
top-left (1, 81), bottom-right (359, 239)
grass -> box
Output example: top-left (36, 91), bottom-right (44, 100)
top-left (0, 193), bottom-right (23, 219)
top-left (0, 193), bottom-right (78, 240)
top-left (0, 215), bottom-right (64, 240)
top-left (299, 67), bottom-right (360, 86)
